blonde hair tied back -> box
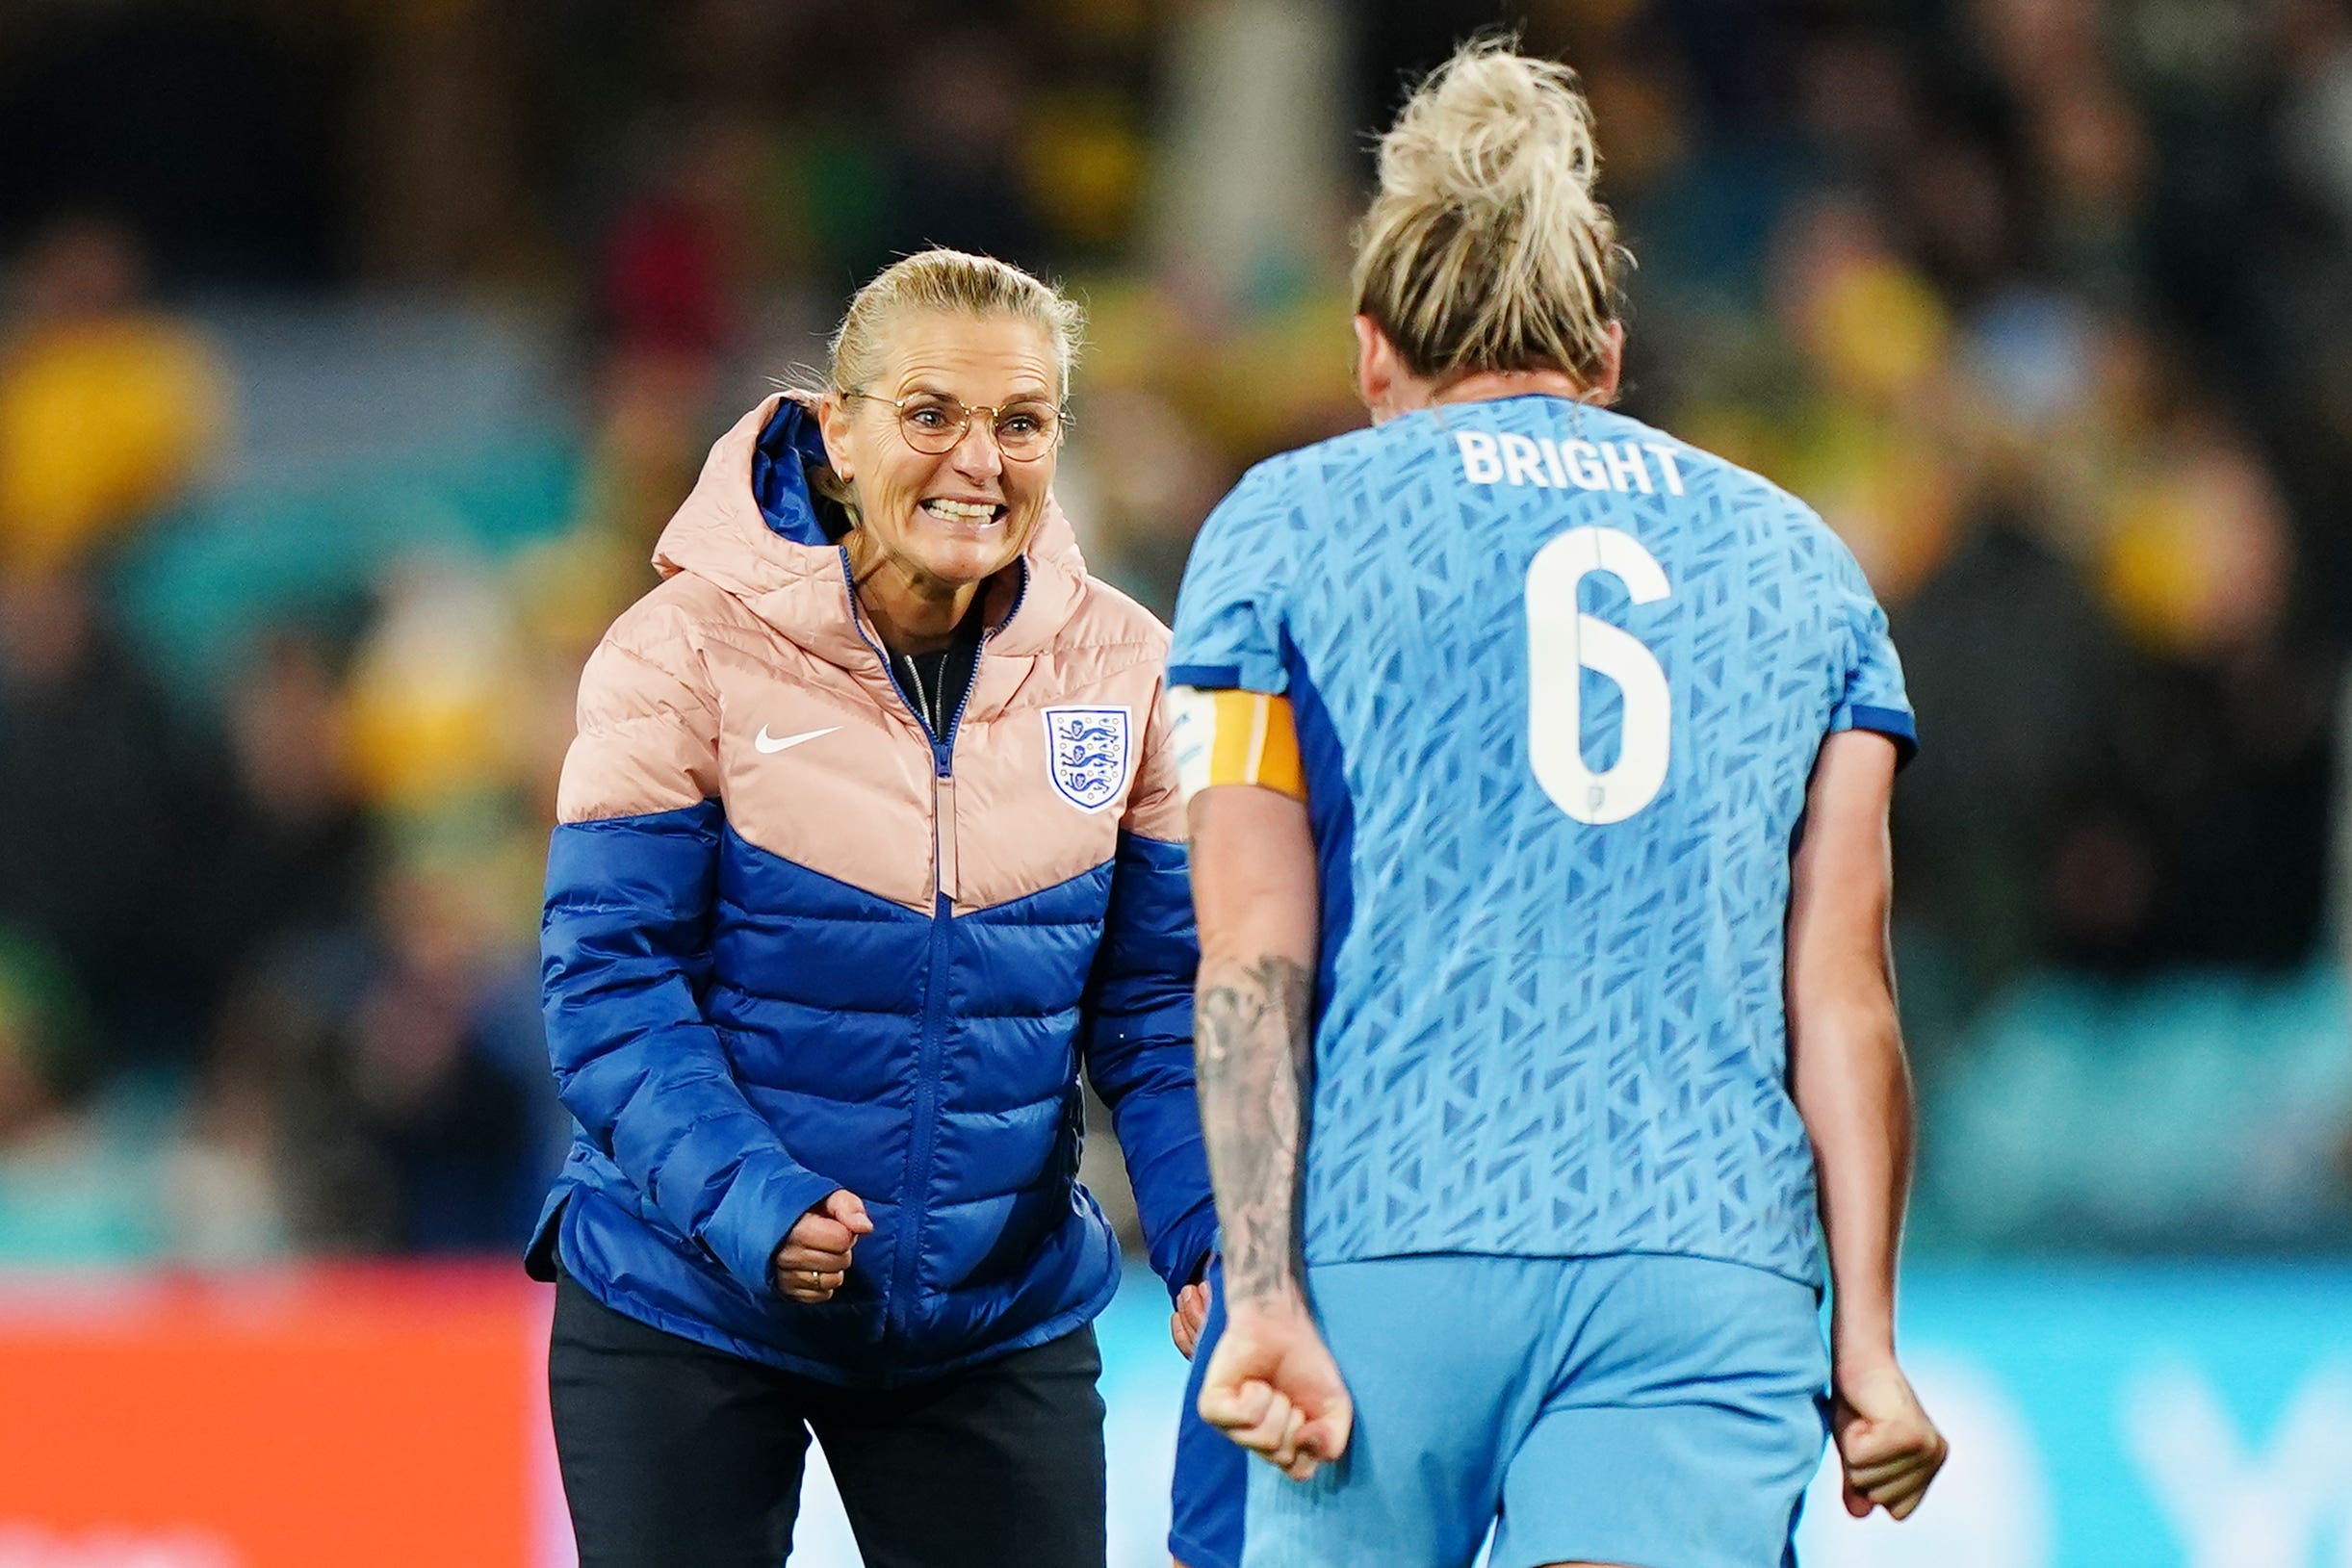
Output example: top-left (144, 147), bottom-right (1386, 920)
top-left (1353, 36), bottom-right (1630, 387)
top-left (827, 246), bottom-right (1084, 402)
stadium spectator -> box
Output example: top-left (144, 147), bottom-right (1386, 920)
top-left (236, 828), bottom-right (544, 1256)
top-left (0, 932), bottom-right (128, 1262)
top-left (533, 249), bottom-right (1217, 1567)
top-left (0, 215), bottom-right (226, 579)
top-left (0, 568), bottom-right (239, 1074)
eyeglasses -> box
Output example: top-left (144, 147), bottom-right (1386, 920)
top-left (843, 390), bottom-right (1068, 461)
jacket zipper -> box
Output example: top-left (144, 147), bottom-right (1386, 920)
top-left (838, 551), bottom-right (1028, 1342)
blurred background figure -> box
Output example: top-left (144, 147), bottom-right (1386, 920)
top-left (0, 0), bottom-right (2345, 1561)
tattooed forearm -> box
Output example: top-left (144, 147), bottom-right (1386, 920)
top-left (1196, 954), bottom-right (1315, 1309)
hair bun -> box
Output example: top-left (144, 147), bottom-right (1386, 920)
top-left (1383, 43), bottom-right (1597, 211)
top-left (1354, 38), bottom-right (1627, 384)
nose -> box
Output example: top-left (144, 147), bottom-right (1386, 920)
top-left (949, 417), bottom-right (1005, 478)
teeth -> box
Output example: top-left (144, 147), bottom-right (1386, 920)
top-left (924, 499), bottom-right (999, 522)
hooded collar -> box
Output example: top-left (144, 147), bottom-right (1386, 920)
top-left (649, 393), bottom-right (1088, 671)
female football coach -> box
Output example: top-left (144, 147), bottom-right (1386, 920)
top-left (530, 248), bottom-right (1216, 1568)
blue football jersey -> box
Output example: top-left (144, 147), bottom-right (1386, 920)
top-left (1168, 395), bottom-right (1915, 1285)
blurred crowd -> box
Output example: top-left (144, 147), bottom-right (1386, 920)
top-left (0, 0), bottom-right (2345, 1266)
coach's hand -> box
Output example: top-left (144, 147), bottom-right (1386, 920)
top-left (1172, 1277), bottom-right (1210, 1359)
top-left (771, 1190), bottom-right (873, 1304)
top-left (1833, 1361), bottom-right (1947, 1521)
top-left (1198, 1297), bottom-right (1352, 1481)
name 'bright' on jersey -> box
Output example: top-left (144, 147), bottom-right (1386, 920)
top-left (1167, 395), bottom-right (1916, 1287)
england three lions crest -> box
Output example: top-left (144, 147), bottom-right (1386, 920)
top-left (1043, 706), bottom-right (1132, 812)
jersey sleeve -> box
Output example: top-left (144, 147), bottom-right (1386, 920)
top-left (1825, 544), bottom-right (1920, 764)
top-left (1167, 461), bottom-right (1294, 697)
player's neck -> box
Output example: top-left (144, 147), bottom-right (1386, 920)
top-left (1428, 368), bottom-right (1594, 407)
top-left (1368, 367), bottom-right (1597, 423)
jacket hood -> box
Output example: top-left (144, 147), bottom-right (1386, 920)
top-left (650, 393), bottom-right (1089, 664)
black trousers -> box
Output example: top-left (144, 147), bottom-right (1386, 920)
top-left (548, 1275), bottom-right (1109, 1568)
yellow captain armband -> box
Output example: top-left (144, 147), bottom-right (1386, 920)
top-left (1168, 686), bottom-right (1306, 809)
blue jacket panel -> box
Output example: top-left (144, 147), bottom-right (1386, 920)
top-left (536, 814), bottom-right (1215, 1385)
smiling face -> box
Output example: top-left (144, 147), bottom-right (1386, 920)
top-left (817, 310), bottom-right (1061, 607)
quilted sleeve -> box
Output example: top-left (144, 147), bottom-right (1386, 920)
top-left (542, 598), bottom-right (840, 1298)
top-left (1078, 680), bottom-right (1217, 1298)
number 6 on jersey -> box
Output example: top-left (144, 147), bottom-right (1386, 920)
top-left (1526, 526), bottom-right (1672, 825)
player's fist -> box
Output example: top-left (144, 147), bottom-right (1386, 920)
top-left (1172, 1277), bottom-right (1211, 1359)
top-left (1198, 1297), bottom-right (1353, 1481)
top-left (771, 1190), bottom-right (874, 1303)
top-left (1833, 1361), bottom-right (1947, 1521)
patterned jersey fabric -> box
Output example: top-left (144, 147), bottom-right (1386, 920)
top-left (1168, 394), bottom-right (1914, 1286)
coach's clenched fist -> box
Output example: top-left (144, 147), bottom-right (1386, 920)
top-left (1833, 1362), bottom-right (1948, 1521)
top-left (771, 1189), bottom-right (873, 1303)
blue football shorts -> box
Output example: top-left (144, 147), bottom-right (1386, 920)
top-left (1176, 1252), bottom-right (1829, 1568)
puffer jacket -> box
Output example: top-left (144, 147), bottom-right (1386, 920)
top-left (530, 394), bottom-right (1215, 1385)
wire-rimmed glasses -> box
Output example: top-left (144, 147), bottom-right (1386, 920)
top-left (843, 390), bottom-right (1068, 461)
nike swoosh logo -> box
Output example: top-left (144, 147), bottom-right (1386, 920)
top-left (754, 725), bottom-right (840, 755)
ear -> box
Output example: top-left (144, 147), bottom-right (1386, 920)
top-left (1589, 321), bottom-right (1626, 403)
top-left (815, 391), bottom-right (857, 480)
top-left (1353, 315), bottom-right (1404, 422)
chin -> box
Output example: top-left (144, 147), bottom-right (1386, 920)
top-left (920, 540), bottom-right (1019, 586)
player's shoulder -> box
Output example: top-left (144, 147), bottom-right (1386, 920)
top-left (1590, 405), bottom-right (1863, 569)
top-left (1290, 411), bottom-right (1453, 490)
top-left (1190, 447), bottom-right (1321, 566)
top-left (1219, 444), bottom-right (1321, 510)
top-left (1588, 405), bottom-right (1791, 505)
top-left (1211, 403), bottom-right (1528, 506)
